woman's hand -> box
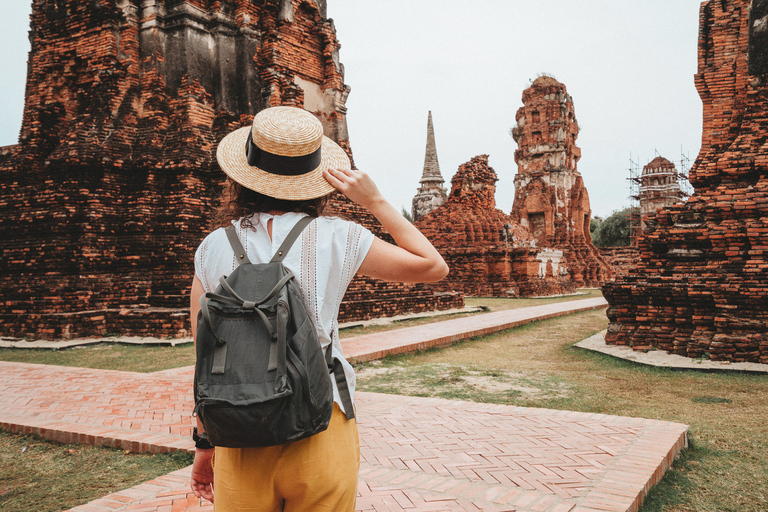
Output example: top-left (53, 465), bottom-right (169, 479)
top-left (323, 168), bottom-right (384, 211)
top-left (190, 448), bottom-right (214, 503)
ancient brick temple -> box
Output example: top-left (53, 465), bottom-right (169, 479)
top-left (603, 0), bottom-right (768, 363)
top-left (510, 76), bottom-right (611, 288)
top-left (0, 0), bottom-right (460, 340)
top-left (411, 111), bottom-right (446, 222)
top-left (416, 155), bottom-right (576, 297)
top-left (631, 156), bottom-right (687, 242)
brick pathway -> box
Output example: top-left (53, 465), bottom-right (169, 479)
top-left (0, 298), bottom-right (689, 512)
top-left (343, 298), bottom-right (608, 363)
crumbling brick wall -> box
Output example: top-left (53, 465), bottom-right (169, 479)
top-left (603, 0), bottom-right (768, 363)
top-left (510, 76), bottom-right (612, 288)
top-left (0, 0), bottom-right (460, 340)
top-left (598, 247), bottom-right (639, 277)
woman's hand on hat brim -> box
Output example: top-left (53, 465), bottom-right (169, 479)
top-left (324, 168), bottom-right (385, 211)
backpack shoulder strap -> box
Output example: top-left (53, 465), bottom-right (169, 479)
top-left (270, 215), bottom-right (315, 263)
top-left (326, 344), bottom-right (356, 420)
top-left (224, 224), bottom-right (251, 265)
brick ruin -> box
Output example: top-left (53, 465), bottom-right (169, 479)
top-left (0, 0), bottom-right (460, 340)
top-left (412, 76), bottom-right (613, 297)
top-left (630, 156), bottom-right (687, 243)
top-left (603, 0), bottom-right (768, 363)
top-left (416, 155), bottom-right (577, 297)
top-left (598, 247), bottom-right (638, 277)
top-left (600, 156), bottom-right (687, 275)
top-left (411, 111), bottom-right (446, 222)
top-left (510, 76), bottom-right (612, 288)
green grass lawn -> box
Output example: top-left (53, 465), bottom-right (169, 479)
top-left (0, 431), bottom-right (193, 512)
top-left (0, 342), bottom-right (197, 373)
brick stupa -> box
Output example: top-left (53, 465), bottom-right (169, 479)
top-left (416, 155), bottom-right (576, 297)
top-left (0, 0), bottom-right (460, 340)
top-left (510, 76), bottom-right (612, 289)
top-left (603, 0), bottom-right (768, 363)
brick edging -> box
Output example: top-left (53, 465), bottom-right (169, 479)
top-left (1, 416), bottom-right (193, 454)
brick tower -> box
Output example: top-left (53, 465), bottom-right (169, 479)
top-left (638, 156), bottom-right (686, 232)
top-left (510, 76), bottom-right (611, 288)
top-left (603, 0), bottom-right (768, 363)
top-left (411, 111), bottom-right (446, 221)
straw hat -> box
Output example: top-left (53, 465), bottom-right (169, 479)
top-left (216, 106), bottom-right (351, 200)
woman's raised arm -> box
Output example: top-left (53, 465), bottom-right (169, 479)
top-left (323, 168), bottom-right (448, 283)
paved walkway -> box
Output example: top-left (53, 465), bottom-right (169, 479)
top-left (576, 331), bottom-right (768, 374)
top-left (0, 298), bottom-right (690, 512)
top-left (342, 297), bottom-right (609, 363)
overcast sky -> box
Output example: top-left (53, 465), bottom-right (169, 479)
top-left (0, 1), bottom-right (704, 218)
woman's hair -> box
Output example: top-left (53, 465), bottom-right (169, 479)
top-left (211, 179), bottom-right (329, 229)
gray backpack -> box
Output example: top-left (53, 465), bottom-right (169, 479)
top-left (194, 216), bottom-right (354, 448)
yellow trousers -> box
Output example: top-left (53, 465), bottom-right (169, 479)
top-left (212, 404), bottom-right (359, 511)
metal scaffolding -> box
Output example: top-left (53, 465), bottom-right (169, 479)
top-left (678, 147), bottom-right (694, 198)
top-left (627, 149), bottom-right (693, 246)
top-left (627, 154), bottom-right (641, 246)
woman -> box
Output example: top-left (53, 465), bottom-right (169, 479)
top-left (189, 106), bottom-right (448, 511)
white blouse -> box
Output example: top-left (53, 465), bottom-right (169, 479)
top-left (194, 211), bottom-right (374, 416)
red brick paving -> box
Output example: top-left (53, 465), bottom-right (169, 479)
top-left (0, 298), bottom-right (688, 512)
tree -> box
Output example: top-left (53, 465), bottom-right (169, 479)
top-left (590, 216), bottom-right (602, 236)
top-left (591, 207), bottom-right (633, 247)
top-left (401, 207), bottom-right (413, 223)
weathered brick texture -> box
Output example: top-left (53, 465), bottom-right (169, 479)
top-left (603, 0), bottom-right (768, 363)
top-left (510, 76), bottom-right (612, 289)
top-left (0, 0), bottom-right (460, 340)
top-left (599, 247), bottom-right (638, 278)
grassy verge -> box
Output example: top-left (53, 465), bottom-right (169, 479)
top-left (0, 431), bottom-right (193, 512)
top-left (464, 287), bottom-right (604, 311)
top-left (353, 309), bottom-right (768, 512)
top-left (339, 288), bottom-right (603, 338)
top-left (0, 342), bottom-right (196, 373)
top-left (0, 344), bottom-right (196, 510)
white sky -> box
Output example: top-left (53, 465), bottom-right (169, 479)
top-left (0, 1), bottom-right (704, 218)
